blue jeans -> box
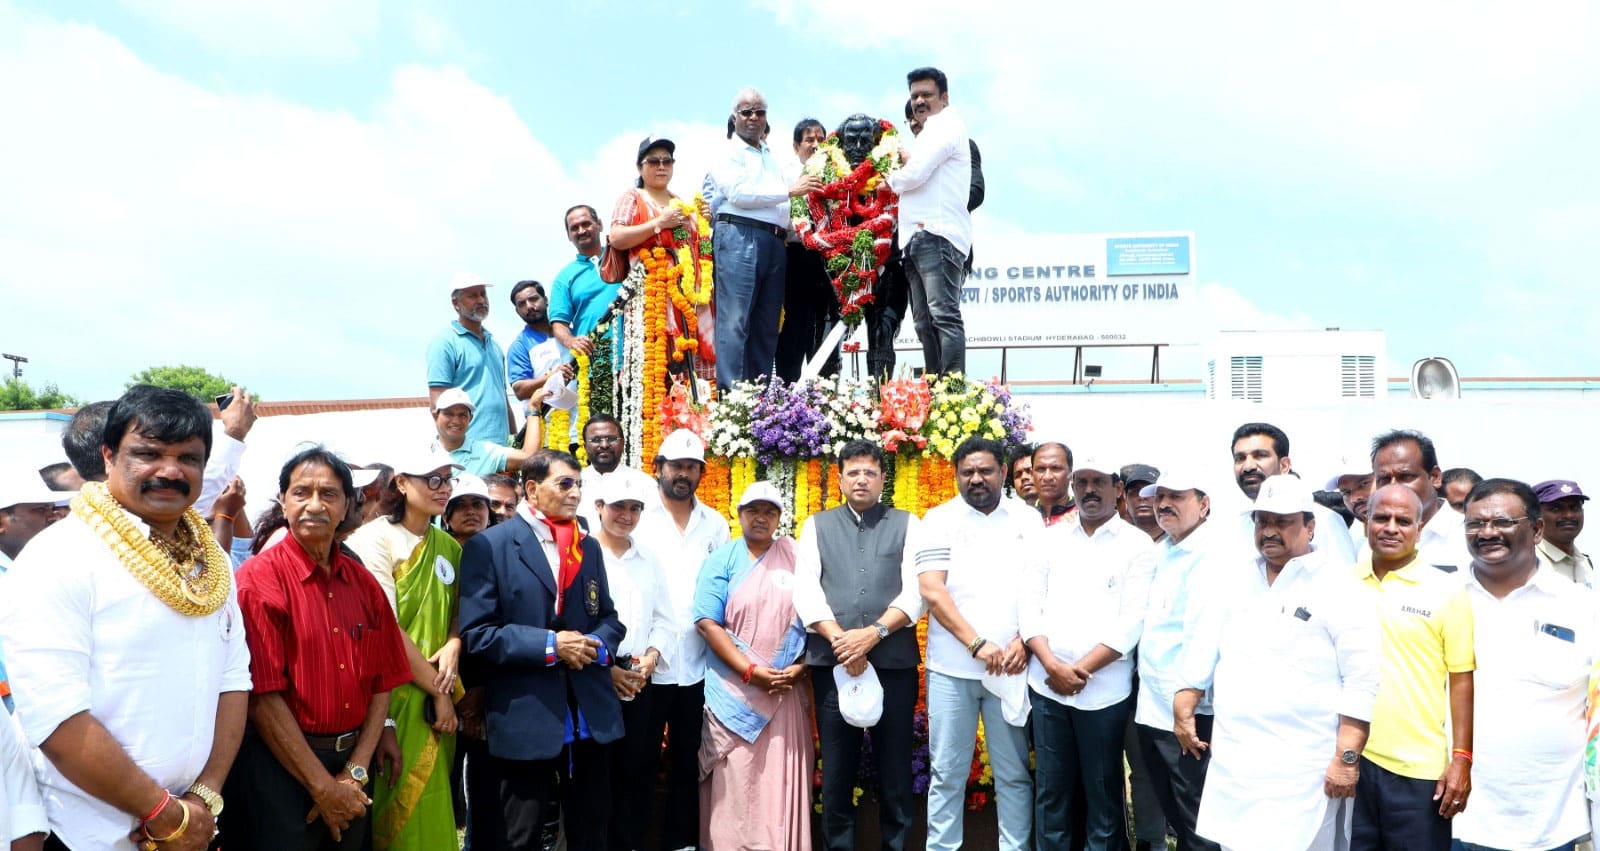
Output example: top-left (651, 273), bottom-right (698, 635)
top-left (713, 220), bottom-right (786, 388)
top-left (1034, 692), bottom-right (1132, 851)
top-left (926, 670), bottom-right (1033, 851)
top-left (903, 230), bottom-right (967, 376)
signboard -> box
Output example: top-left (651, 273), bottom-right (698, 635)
top-left (893, 231), bottom-right (1197, 350)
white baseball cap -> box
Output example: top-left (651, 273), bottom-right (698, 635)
top-left (833, 663), bottom-right (885, 729)
top-left (1139, 464), bottom-right (1209, 499)
top-left (1071, 455), bottom-right (1116, 477)
top-left (595, 471), bottom-right (654, 507)
top-left (1252, 474), bottom-right (1316, 516)
top-left (1322, 444), bottom-right (1375, 492)
top-left (737, 480), bottom-right (784, 511)
top-left (447, 473), bottom-right (490, 509)
top-left (447, 271), bottom-right (490, 296)
top-left (395, 446), bottom-right (464, 479)
top-left (0, 468), bottom-right (72, 511)
top-left (657, 429), bottom-right (706, 464)
top-left (432, 387), bottom-right (476, 414)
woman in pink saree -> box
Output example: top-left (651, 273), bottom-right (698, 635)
top-left (692, 481), bottom-right (813, 851)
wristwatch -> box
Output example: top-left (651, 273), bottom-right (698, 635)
top-left (345, 762), bottom-right (370, 784)
top-left (383, 718), bottom-right (398, 730)
top-left (186, 781), bottom-right (224, 818)
top-left (1340, 749), bottom-right (1360, 766)
top-left (872, 621), bottom-right (890, 641)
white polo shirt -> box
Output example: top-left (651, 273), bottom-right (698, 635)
top-left (1182, 550), bottom-right (1379, 851)
top-left (1020, 514), bottom-right (1155, 709)
top-left (1453, 564), bottom-right (1595, 850)
top-left (632, 498), bottom-right (731, 685)
top-left (912, 495), bottom-right (1040, 679)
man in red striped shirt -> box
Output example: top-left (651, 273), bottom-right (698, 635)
top-left (224, 447), bottom-right (411, 850)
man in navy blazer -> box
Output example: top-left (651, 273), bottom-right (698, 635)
top-left (461, 448), bottom-right (624, 851)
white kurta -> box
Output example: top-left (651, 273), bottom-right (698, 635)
top-left (0, 509), bottom-right (252, 851)
top-left (1182, 551), bottom-right (1379, 851)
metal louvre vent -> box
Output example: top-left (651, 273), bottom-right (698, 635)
top-left (1230, 356), bottom-right (1263, 402)
top-left (1341, 355), bottom-right (1376, 398)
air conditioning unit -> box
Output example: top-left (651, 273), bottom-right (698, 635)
top-left (1205, 330), bottom-right (1387, 404)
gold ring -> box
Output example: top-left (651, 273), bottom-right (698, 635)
top-left (140, 842), bottom-right (159, 851)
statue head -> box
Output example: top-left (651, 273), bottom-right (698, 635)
top-left (837, 114), bottom-right (879, 166)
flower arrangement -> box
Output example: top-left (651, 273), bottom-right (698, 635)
top-left (922, 373), bottom-right (1021, 460)
top-left (747, 377), bottom-right (832, 465)
top-left (789, 120), bottom-right (904, 325)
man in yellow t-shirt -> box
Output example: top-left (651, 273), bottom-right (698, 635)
top-left (1352, 484), bottom-right (1475, 851)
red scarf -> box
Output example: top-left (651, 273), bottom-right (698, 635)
top-left (537, 513), bottom-right (584, 614)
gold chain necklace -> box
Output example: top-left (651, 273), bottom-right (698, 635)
top-left (72, 481), bottom-right (231, 616)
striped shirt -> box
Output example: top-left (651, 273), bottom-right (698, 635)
top-left (237, 538), bottom-right (411, 734)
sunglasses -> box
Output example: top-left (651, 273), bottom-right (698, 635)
top-left (643, 156), bottom-right (675, 166)
top-left (737, 108), bottom-right (768, 119)
top-left (548, 477), bottom-right (580, 493)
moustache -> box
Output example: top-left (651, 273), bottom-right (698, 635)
top-left (1259, 536), bottom-right (1282, 546)
top-left (140, 478), bottom-right (191, 496)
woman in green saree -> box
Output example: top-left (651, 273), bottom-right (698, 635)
top-left (344, 448), bottom-right (466, 850)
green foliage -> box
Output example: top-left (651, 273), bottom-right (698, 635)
top-left (0, 377), bottom-right (83, 411)
top-left (127, 364), bottom-right (237, 401)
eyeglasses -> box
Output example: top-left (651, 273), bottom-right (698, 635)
top-left (411, 474), bottom-right (450, 490)
top-left (547, 477), bottom-right (580, 493)
top-left (736, 108), bottom-right (768, 119)
top-left (643, 156), bottom-right (675, 166)
top-left (587, 435), bottom-right (621, 445)
top-left (1464, 516), bottom-right (1529, 534)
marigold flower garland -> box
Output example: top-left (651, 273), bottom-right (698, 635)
top-left (572, 348), bottom-right (592, 463)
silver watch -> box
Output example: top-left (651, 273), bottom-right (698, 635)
top-left (872, 621), bottom-right (890, 640)
top-left (1340, 748), bottom-right (1360, 766)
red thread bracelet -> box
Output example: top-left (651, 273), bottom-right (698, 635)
top-left (140, 790), bottom-right (173, 825)
top-left (1451, 748), bottom-right (1473, 763)
top-left (742, 663), bottom-right (756, 683)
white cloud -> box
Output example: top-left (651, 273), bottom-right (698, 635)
top-left (114, 0), bottom-right (380, 61)
top-left (0, 5), bottom-right (699, 401)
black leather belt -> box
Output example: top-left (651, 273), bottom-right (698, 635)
top-left (305, 729), bottom-right (361, 753)
top-left (715, 213), bottom-right (785, 240)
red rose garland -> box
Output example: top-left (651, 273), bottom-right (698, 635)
top-left (790, 119), bottom-right (904, 325)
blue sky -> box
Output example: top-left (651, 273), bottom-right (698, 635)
top-left (2, 0), bottom-right (1597, 401)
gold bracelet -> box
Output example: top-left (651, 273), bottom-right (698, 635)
top-left (144, 796), bottom-right (190, 842)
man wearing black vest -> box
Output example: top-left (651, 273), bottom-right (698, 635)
top-left (793, 440), bottom-right (925, 851)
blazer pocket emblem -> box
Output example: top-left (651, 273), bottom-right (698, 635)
top-left (586, 577), bottom-right (601, 617)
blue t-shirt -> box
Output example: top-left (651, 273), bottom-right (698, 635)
top-left (450, 440), bottom-right (512, 478)
top-left (426, 321), bottom-right (511, 448)
top-left (506, 326), bottom-right (552, 384)
top-left (548, 254), bottom-right (618, 338)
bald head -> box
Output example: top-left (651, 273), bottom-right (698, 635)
top-left (1367, 484), bottom-right (1424, 568)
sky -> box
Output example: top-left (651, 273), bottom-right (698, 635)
top-left (2, 0), bottom-right (1597, 403)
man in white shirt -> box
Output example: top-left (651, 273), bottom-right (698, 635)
top-left (0, 385), bottom-right (251, 850)
top-left (793, 440), bottom-right (924, 851)
top-left (1228, 422), bottom-right (1356, 563)
top-left (887, 66), bottom-right (973, 377)
top-left (1368, 429), bottom-right (1472, 574)
top-left (707, 87), bottom-right (821, 389)
top-left (1179, 475), bottom-right (1380, 851)
top-left (629, 429), bottom-right (731, 851)
top-left (576, 413), bottom-right (653, 531)
top-left (1534, 479), bottom-right (1594, 586)
top-left (1022, 456), bottom-right (1155, 851)
top-left (1453, 478), bottom-right (1595, 851)
top-left (915, 436), bottom-right (1038, 851)
top-left (1135, 464), bottom-right (1229, 851)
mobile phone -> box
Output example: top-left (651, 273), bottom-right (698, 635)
top-left (1541, 622), bottom-right (1576, 643)
top-left (215, 393), bottom-right (233, 410)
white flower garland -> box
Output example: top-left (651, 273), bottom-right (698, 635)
top-left (620, 265), bottom-right (647, 469)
